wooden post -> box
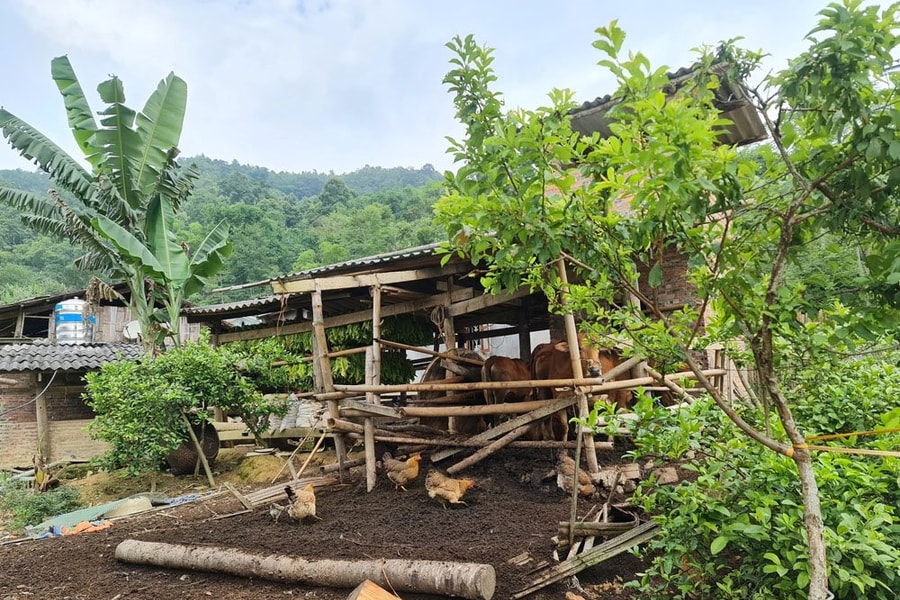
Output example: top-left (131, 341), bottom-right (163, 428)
top-left (557, 257), bottom-right (599, 474)
top-left (443, 279), bottom-right (457, 349)
top-left (35, 375), bottom-right (50, 460)
top-left (365, 284), bottom-right (382, 492)
top-left (365, 348), bottom-right (377, 492)
top-left (311, 286), bottom-right (347, 474)
top-left (518, 303), bottom-right (531, 362)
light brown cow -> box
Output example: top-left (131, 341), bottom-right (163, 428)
top-left (531, 334), bottom-right (632, 440)
top-left (481, 355), bottom-right (532, 429)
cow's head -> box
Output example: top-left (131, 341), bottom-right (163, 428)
top-left (552, 338), bottom-right (602, 377)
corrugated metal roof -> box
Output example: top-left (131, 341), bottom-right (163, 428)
top-left (569, 63), bottom-right (766, 147)
top-left (181, 295), bottom-right (283, 316)
top-left (0, 342), bottom-right (143, 372)
top-left (280, 242), bottom-right (442, 279)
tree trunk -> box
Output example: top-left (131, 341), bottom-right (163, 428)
top-left (115, 540), bottom-right (495, 600)
top-left (793, 449), bottom-right (829, 600)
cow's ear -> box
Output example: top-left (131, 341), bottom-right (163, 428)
top-left (554, 342), bottom-right (570, 352)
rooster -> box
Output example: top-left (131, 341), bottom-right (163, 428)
top-left (425, 468), bottom-right (475, 508)
top-left (556, 451), bottom-right (595, 498)
top-left (283, 483), bottom-right (318, 522)
top-left (382, 452), bottom-right (421, 491)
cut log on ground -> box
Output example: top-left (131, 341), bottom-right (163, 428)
top-left (116, 540), bottom-right (495, 600)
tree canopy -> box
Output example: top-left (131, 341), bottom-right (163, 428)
top-left (435, 2), bottom-right (898, 598)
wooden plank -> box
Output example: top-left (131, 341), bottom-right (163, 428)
top-left (213, 287), bottom-right (474, 344)
top-left (271, 264), bottom-right (471, 294)
top-left (347, 579), bottom-right (402, 600)
top-left (340, 399), bottom-right (403, 419)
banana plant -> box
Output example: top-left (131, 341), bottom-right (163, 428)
top-left (92, 195), bottom-right (232, 348)
top-left (1, 56), bottom-right (230, 352)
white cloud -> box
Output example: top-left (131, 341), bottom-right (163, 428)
top-left (1, 0), bottom-right (834, 174)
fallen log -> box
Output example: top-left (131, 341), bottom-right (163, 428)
top-left (115, 540), bottom-right (495, 600)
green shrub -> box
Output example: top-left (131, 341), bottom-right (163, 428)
top-left (623, 395), bottom-right (899, 599)
top-left (786, 348), bottom-right (900, 436)
top-left (0, 476), bottom-right (84, 532)
top-left (84, 332), bottom-right (288, 475)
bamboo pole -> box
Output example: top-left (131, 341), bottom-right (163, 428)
top-left (447, 425), bottom-right (530, 474)
top-left (374, 337), bottom-right (484, 366)
top-left (115, 540), bottom-right (496, 600)
top-left (557, 256), bottom-right (598, 475)
top-left (295, 430), bottom-right (328, 480)
top-left (431, 396), bottom-right (577, 462)
top-left (364, 347), bottom-right (377, 492)
top-left (330, 369), bottom-right (724, 395)
top-left (179, 413), bottom-right (215, 488)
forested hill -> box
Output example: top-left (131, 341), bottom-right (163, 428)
top-left (0, 159), bottom-right (446, 304)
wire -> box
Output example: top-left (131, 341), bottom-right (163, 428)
top-left (0, 370), bottom-right (59, 418)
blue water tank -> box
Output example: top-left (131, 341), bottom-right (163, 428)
top-left (54, 298), bottom-right (96, 344)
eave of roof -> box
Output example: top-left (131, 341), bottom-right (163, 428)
top-left (0, 342), bottom-right (143, 372)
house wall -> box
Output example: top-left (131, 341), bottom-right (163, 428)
top-left (77, 305), bottom-right (201, 344)
top-left (0, 371), bottom-right (108, 468)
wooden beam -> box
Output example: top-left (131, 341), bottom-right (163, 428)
top-left (213, 287), bottom-right (474, 344)
top-left (270, 264), bottom-right (472, 294)
top-left (447, 286), bottom-right (531, 317)
top-left (375, 338), bottom-right (484, 366)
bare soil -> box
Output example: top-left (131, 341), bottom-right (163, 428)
top-left (0, 445), bottom-right (648, 600)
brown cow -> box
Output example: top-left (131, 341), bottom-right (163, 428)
top-left (481, 355), bottom-right (532, 429)
top-left (531, 334), bottom-right (632, 441)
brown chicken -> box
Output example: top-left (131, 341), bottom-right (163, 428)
top-left (382, 452), bottom-right (421, 491)
top-left (556, 451), bottom-right (595, 497)
top-left (425, 468), bottom-right (475, 508)
top-left (284, 483), bottom-right (318, 521)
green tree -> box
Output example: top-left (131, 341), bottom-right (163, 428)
top-left (0, 57), bottom-right (231, 351)
top-left (435, 3), bottom-right (898, 599)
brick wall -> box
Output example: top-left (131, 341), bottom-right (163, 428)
top-left (1, 371), bottom-right (107, 468)
top-left (48, 420), bottom-right (109, 463)
top-left (0, 420), bottom-right (40, 468)
top-left (0, 372), bottom-right (37, 423)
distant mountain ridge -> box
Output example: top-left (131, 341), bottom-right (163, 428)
top-left (1, 156), bottom-right (444, 198)
top-left (0, 158), bottom-right (446, 304)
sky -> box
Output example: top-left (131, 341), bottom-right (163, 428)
top-left (0, 0), bottom-right (838, 175)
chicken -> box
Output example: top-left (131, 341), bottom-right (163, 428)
top-left (556, 451), bottom-right (595, 497)
top-left (425, 468), bottom-right (475, 508)
top-left (382, 452), bottom-right (421, 491)
top-left (284, 483), bottom-right (318, 522)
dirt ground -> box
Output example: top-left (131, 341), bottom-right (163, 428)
top-left (0, 444), bottom-right (649, 600)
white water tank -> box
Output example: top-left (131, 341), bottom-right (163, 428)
top-left (53, 298), bottom-right (95, 344)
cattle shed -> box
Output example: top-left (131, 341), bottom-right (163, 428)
top-left (185, 61), bottom-right (761, 484)
top-left (184, 242), bottom-right (731, 488)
